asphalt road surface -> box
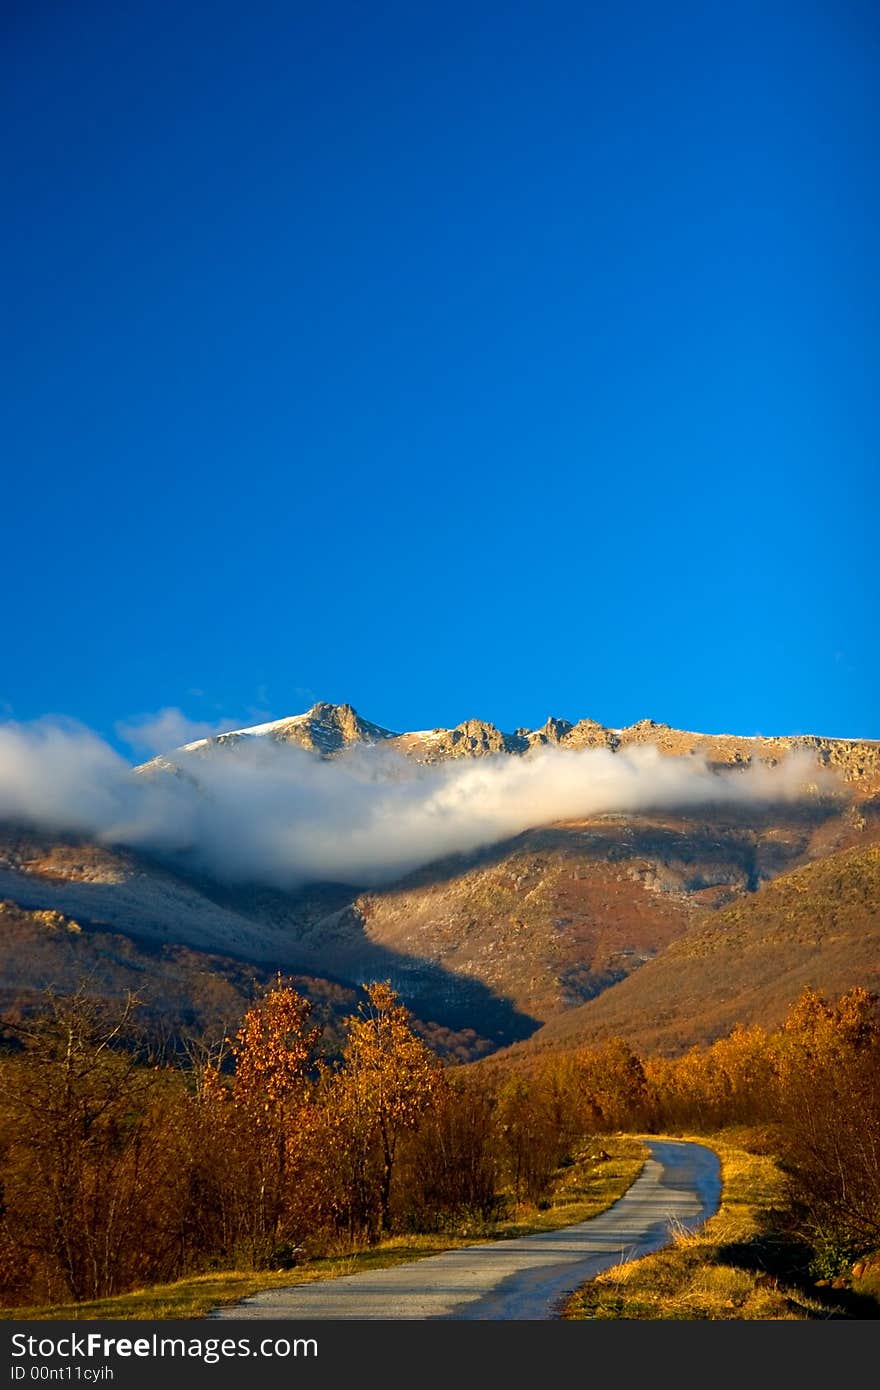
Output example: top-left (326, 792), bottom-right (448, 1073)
top-left (207, 1139), bottom-right (720, 1321)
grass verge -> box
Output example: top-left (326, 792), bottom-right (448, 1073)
top-left (1, 1134), bottom-right (647, 1320)
top-left (563, 1129), bottom-right (857, 1320)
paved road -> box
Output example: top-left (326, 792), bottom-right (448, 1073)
top-left (207, 1139), bottom-right (720, 1321)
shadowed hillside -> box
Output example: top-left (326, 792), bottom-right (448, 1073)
top-left (0, 899), bottom-right (501, 1063)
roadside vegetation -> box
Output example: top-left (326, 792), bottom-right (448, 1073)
top-left (564, 1133), bottom-right (828, 1319)
top-left (565, 1131), bottom-right (880, 1320)
top-left (0, 977), bottom-right (644, 1316)
top-left (1, 972), bottom-right (878, 1320)
top-left (0, 1136), bottom-right (645, 1320)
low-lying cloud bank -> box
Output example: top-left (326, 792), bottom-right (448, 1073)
top-left (0, 719), bottom-right (840, 888)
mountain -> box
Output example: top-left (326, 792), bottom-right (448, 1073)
top-left (2, 702), bottom-right (879, 1058)
top-left (140, 701), bottom-right (880, 790)
top-left (182, 703), bottom-right (397, 757)
top-left (521, 841), bottom-right (880, 1056)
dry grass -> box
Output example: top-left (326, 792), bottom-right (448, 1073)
top-left (1, 1135), bottom-right (647, 1321)
top-left (0, 1241), bottom-right (464, 1322)
top-left (563, 1131), bottom-right (831, 1320)
top-left (489, 1134), bottom-right (647, 1237)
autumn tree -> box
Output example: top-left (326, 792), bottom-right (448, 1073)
top-left (574, 1038), bottom-right (651, 1132)
top-left (0, 988), bottom-right (187, 1302)
top-left (399, 1072), bottom-right (499, 1230)
top-left (644, 1025), bottom-right (777, 1132)
top-left (774, 986), bottom-right (880, 1265)
top-left (200, 977), bottom-right (323, 1267)
top-left (323, 981), bottom-right (441, 1238)
top-left (494, 1071), bottom-right (569, 1205)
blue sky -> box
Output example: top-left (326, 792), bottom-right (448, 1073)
top-left (4, 1), bottom-right (878, 748)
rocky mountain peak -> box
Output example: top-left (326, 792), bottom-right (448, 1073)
top-left (448, 719), bottom-right (510, 756)
top-left (560, 718), bottom-right (619, 751)
top-left (533, 717), bottom-right (574, 745)
top-left (274, 702), bottom-right (397, 754)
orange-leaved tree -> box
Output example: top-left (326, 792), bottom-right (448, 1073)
top-left (324, 981), bottom-right (442, 1238)
top-left (201, 976), bottom-right (323, 1267)
top-left (774, 986), bottom-right (880, 1265)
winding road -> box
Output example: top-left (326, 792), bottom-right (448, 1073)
top-left (207, 1138), bottom-right (720, 1321)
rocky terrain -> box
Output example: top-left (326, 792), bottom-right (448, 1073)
top-left (141, 701), bottom-right (880, 791)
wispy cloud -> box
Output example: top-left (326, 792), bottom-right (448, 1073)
top-left (116, 708), bottom-right (241, 755)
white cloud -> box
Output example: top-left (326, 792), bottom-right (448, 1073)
top-left (0, 718), bottom-right (841, 890)
top-left (116, 708), bottom-right (241, 755)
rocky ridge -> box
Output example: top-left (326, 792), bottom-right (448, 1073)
top-left (142, 702), bottom-right (880, 794)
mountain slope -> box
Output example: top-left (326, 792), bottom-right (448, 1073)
top-left (338, 805), bottom-right (847, 1019)
top-left (525, 842), bottom-right (880, 1055)
top-left (0, 829), bottom-right (351, 968)
top-left (0, 828), bottom-right (537, 1045)
top-left (0, 899), bottom-right (499, 1063)
top-left (2, 789), bottom-right (863, 1040)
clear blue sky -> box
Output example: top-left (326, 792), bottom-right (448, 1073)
top-left (4, 1), bottom-right (878, 746)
